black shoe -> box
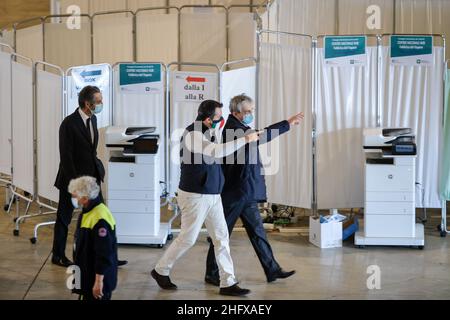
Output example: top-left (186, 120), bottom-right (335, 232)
top-left (219, 284), bottom-right (250, 297)
top-left (267, 269), bottom-right (296, 283)
top-left (52, 256), bottom-right (74, 268)
top-left (205, 276), bottom-right (220, 287)
top-left (151, 269), bottom-right (177, 290)
top-left (118, 260), bottom-right (128, 267)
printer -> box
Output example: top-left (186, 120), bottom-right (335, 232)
top-left (106, 126), bottom-right (159, 155)
top-left (105, 126), bottom-right (170, 247)
top-left (363, 127), bottom-right (417, 156)
top-left (355, 127), bottom-right (424, 249)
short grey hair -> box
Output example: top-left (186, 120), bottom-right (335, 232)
top-left (229, 94), bottom-right (254, 113)
top-left (68, 176), bottom-right (100, 200)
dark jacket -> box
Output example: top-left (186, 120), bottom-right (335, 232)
top-left (73, 197), bottom-right (118, 295)
top-left (221, 115), bottom-right (290, 203)
top-left (178, 122), bottom-right (225, 195)
top-left (54, 109), bottom-right (105, 190)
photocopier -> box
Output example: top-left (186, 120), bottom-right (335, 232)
top-left (354, 127), bottom-right (425, 249)
top-left (105, 126), bottom-right (170, 247)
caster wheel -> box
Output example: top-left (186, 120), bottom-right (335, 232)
top-left (13, 229), bottom-right (19, 236)
top-left (440, 231), bottom-right (447, 238)
top-left (158, 244), bottom-right (163, 248)
top-left (30, 237), bottom-right (37, 244)
top-left (437, 224), bottom-right (442, 232)
top-left (418, 246), bottom-right (424, 250)
top-left (3, 204), bottom-right (8, 211)
top-left (13, 217), bottom-right (18, 223)
top-left (167, 234), bottom-right (173, 241)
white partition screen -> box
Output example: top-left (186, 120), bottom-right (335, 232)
top-left (0, 51), bottom-right (12, 175)
top-left (380, 41), bottom-right (444, 208)
top-left (180, 10), bottom-right (227, 66)
top-left (220, 65), bottom-right (256, 126)
top-left (44, 19), bottom-right (92, 70)
top-left (114, 63), bottom-right (166, 182)
top-left (259, 42), bottom-right (312, 209)
top-left (36, 68), bottom-right (63, 202)
top-left (316, 45), bottom-right (378, 209)
top-left (136, 11), bottom-right (179, 65)
top-left (11, 61), bottom-right (34, 194)
top-left (229, 13), bottom-right (257, 64)
top-left (16, 25), bottom-right (44, 62)
top-left (93, 13), bottom-right (134, 64)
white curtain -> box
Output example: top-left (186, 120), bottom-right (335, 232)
top-left (36, 70), bottom-right (63, 203)
top-left (136, 12), bottom-right (179, 64)
top-left (229, 13), bottom-right (256, 65)
top-left (0, 51), bottom-right (12, 175)
top-left (381, 45), bottom-right (444, 208)
top-left (113, 64), bottom-right (166, 182)
top-left (11, 62), bottom-right (34, 194)
top-left (258, 42), bottom-right (312, 208)
top-left (180, 11), bottom-right (227, 67)
top-left (93, 13), bottom-right (133, 64)
top-left (16, 25), bottom-right (43, 62)
top-left (220, 65), bottom-right (256, 126)
top-left (44, 20), bottom-right (92, 70)
top-left (316, 47), bottom-right (378, 210)
top-left (168, 71), bottom-right (219, 194)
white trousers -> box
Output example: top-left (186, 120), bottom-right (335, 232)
top-left (155, 190), bottom-right (237, 288)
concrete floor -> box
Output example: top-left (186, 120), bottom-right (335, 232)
top-left (0, 187), bottom-right (450, 300)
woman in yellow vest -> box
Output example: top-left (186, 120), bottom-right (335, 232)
top-left (69, 176), bottom-right (118, 300)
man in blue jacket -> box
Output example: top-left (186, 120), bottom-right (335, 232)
top-left (205, 94), bottom-right (304, 285)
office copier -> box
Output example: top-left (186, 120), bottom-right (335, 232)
top-left (105, 126), bottom-right (170, 247)
top-left (355, 128), bottom-right (425, 249)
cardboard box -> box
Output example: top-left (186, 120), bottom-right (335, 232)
top-left (309, 216), bottom-right (342, 248)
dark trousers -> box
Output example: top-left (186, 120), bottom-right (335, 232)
top-left (205, 198), bottom-right (281, 282)
top-left (52, 188), bottom-right (103, 259)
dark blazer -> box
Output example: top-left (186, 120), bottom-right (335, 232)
top-left (54, 108), bottom-right (105, 191)
top-left (221, 115), bottom-right (290, 203)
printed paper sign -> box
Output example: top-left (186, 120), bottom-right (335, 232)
top-left (174, 72), bottom-right (217, 103)
top-left (324, 36), bottom-right (367, 67)
top-left (390, 35), bottom-right (433, 66)
top-left (119, 63), bottom-right (163, 94)
top-left (71, 64), bottom-right (110, 99)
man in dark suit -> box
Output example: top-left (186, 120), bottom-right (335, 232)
top-left (52, 85), bottom-right (106, 267)
top-left (205, 94), bottom-right (304, 285)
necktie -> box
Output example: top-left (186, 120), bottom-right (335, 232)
top-left (86, 118), bottom-right (93, 144)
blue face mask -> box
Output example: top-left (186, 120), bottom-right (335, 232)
top-left (93, 103), bottom-right (103, 114)
top-left (71, 197), bottom-right (79, 209)
top-left (242, 114), bottom-right (254, 125)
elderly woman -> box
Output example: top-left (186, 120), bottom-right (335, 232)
top-left (70, 176), bottom-right (118, 301)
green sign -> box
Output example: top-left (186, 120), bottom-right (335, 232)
top-left (120, 64), bottom-right (161, 86)
top-left (391, 35), bottom-right (432, 58)
top-left (324, 36), bottom-right (366, 60)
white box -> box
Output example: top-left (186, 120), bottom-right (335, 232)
top-left (309, 216), bottom-right (342, 249)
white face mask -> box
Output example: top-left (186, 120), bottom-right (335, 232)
top-left (71, 197), bottom-right (80, 209)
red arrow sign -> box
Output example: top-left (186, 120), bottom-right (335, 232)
top-left (186, 76), bottom-right (206, 83)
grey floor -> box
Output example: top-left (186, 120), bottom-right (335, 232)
top-left (0, 187), bottom-right (449, 300)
